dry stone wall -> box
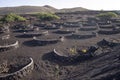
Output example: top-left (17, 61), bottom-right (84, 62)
top-left (0, 58), bottom-right (34, 80)
top-left (0, 41), bottom-right (19, 52)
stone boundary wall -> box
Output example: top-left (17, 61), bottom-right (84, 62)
top-left (53, 49), bottom-right (92, 63)
top-left (53, 30), bottom-right (74, 34)
top-left (64, 25), bottom-right (80, 28)
top-left (80, 27), bottom-right (97, 31)
top-left (16, 33), bottom-right (42, 38)
top-left (0, 41), bottom-right (19, 52)
top-left (33, 38), bottom-right (62, 45)
top-left (0, 58), bottom-right (34, 80)
top-left (65, 34), bottom-right (96, 39)
top-left (24, 33), bottom-right (42, 37)
top-left (13, 29), bottom-right (33, 33)
top-left (53, 49), bottom-right (65, 57)
top-left (82, 23), bottom-right (96, 26)
top-left (64, 24), bottom-right (80, 28)
top-left (43, 27), bottom-right (60, 30)
top-left (97, 39), bottom-right (120, 47)
top-left (98, 23), bottom-right (111, 25)
top-left (53, 49), bottom-right (73, 62)
top-left (99, 25), bottom-right (113, 29)
top-left (113, 23), bottom-right (120, 26)
top-left (0, 31), bottom-right (3, 34)
top-left (98, 30), bottom-right (120, 35)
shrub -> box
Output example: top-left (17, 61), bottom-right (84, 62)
top-left (0, 13), bottom-right (26, 23)
top-left (14, 15), bottom-right (26, 21)
top-left (37, 13), bottom-right (60, 21)
top-left (96, 12), bottom-right (118, 20)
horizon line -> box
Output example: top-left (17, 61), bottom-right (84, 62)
top-left (0, 5), bottom-right (120, 11)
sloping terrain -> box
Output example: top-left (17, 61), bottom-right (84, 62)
top-left (0, 5), bottom-right (89, 15)
top-left (58, 7), bottom-right (89, 13)
top-left (0, 5), bottom-right (57, 14)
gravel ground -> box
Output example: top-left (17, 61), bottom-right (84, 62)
top-left (0, 23), bottom-right (120, 80)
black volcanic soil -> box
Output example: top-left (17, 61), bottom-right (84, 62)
top-left (0, 56), bottom-right (30, 74)
top-left (0, 22), bottom-right (120, 80)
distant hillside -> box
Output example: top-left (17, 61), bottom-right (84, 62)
top-left (0, 5), bottom-right (57, 15)
top-left (0, 5), bottom-right (89, 15)
top-left (58, 7), bottom-right (89, 13)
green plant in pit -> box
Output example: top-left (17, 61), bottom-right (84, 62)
top-left (69, 46), bottom-right (77, 55)
top-left (54, 65), bottom-right (60, 80)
